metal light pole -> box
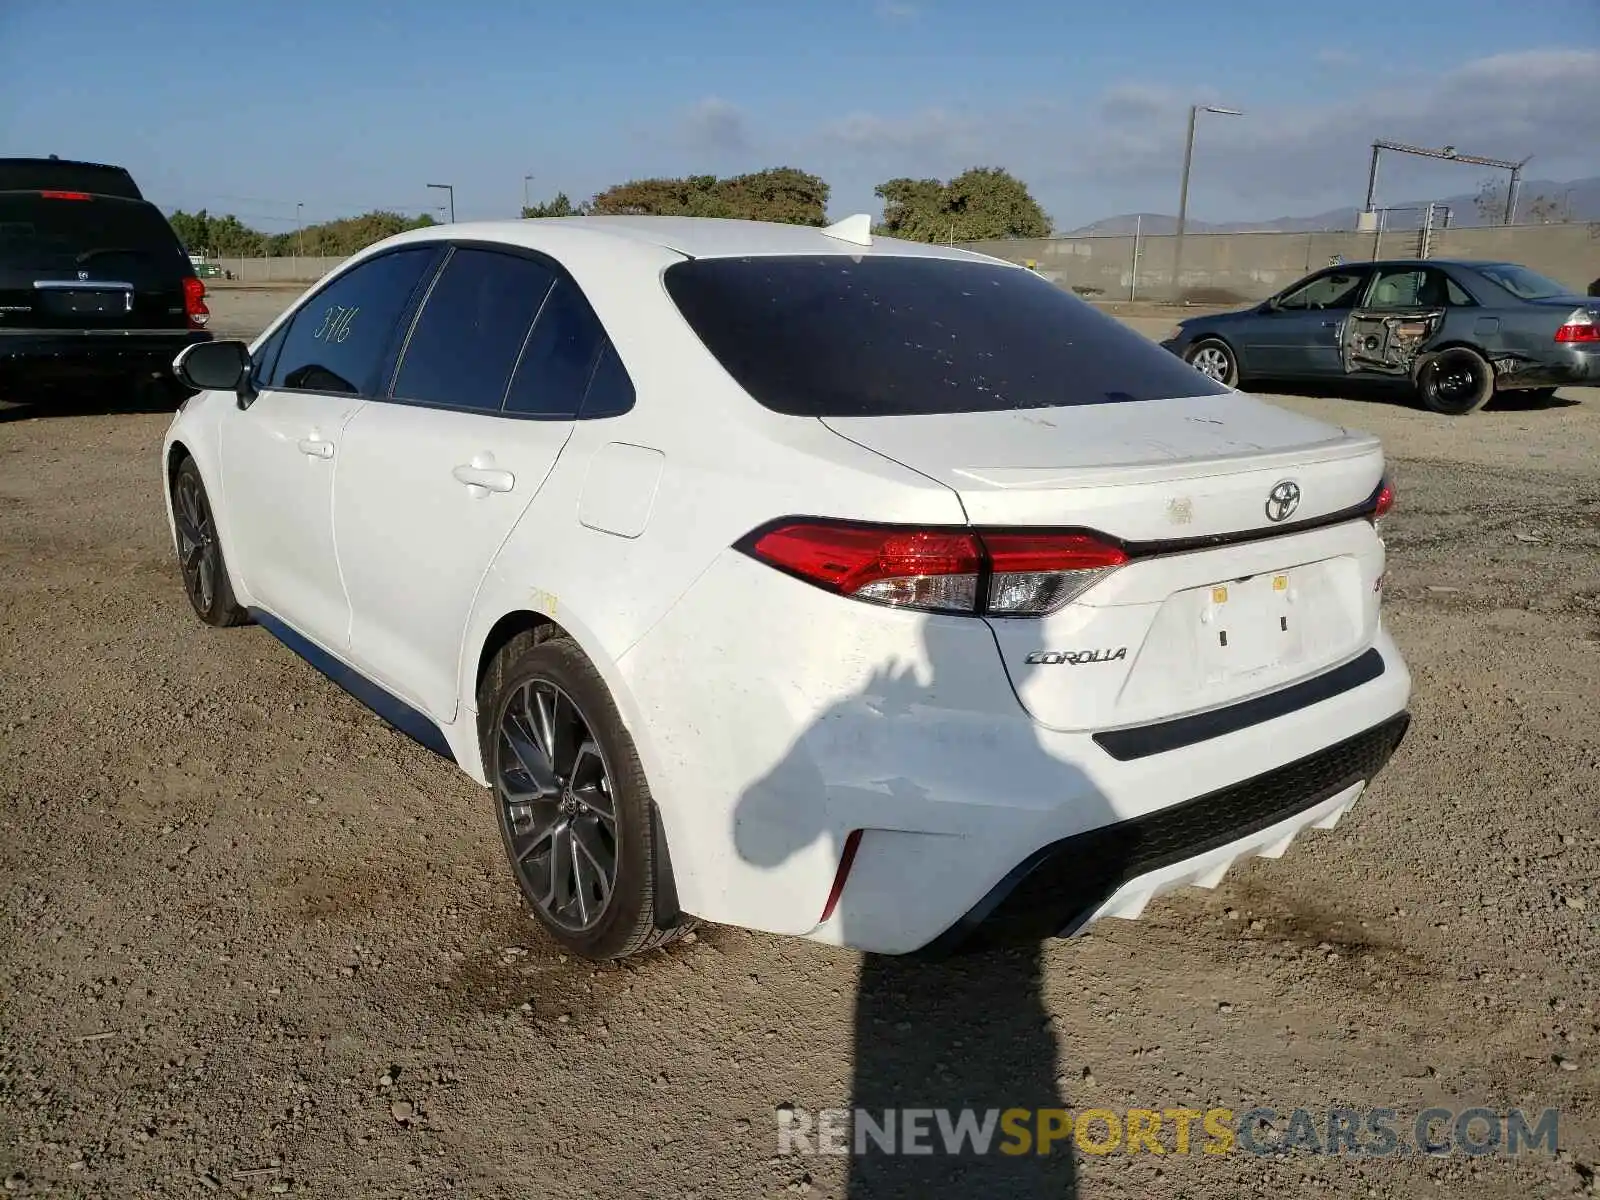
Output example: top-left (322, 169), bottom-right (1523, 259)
top-left (295, 202), bottom-right (304, 277)
top-left (1173, 104), bottom-right (1242, 301)
top-left (427, 183), bottom-right (455, 224)
top-left (523, 174), bottom-right (533, 214)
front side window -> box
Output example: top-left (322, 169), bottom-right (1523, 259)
top-left (392, 248), bottom-right (556, 413)
top-left (663, 255), bottom-right (1227, 418)
top-left (1277, 270), bottom-right (1368, 311)
top-left (268, 248), bottom-right (438, 395)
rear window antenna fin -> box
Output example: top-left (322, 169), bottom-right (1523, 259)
top-left (821, 213), bottom-right (872, 247)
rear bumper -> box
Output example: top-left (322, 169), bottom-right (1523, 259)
top-left (918, 712), bottom-right (1408, 956)
top-left (1495, 348), bottom-right (1600, 391)
top-left (0, 329), bottom-right (210, 385)
top-left (618, 547), bottom-right (1413, 956)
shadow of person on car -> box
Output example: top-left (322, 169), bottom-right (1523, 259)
top-left (735, 615), bottom-right (1127, 1198)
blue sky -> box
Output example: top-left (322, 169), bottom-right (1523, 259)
top-left (2, 0), bottom-right (1597, 232)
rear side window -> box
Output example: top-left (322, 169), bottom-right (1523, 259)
top-left (503, 276), bottom-right (608, 418)
top-left (269, 248), bottom-right (437, 396)
top-left (663, 256), bottom-right (1229, 417)
top-left (393, 248), bottom-right (556, 413)
top-left (578, 341), bottom-right (635, 418)
top-left (0, 194), bottom-right (186, 279)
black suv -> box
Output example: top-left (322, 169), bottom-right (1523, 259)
top-left (0, 157), bottom-right (212, 403)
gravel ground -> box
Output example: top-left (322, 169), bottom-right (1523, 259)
top-left (1, 290), bottom-right (1597, 1199)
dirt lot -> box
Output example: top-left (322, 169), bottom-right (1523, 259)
top-left (2, 288), bottom-right (1597, 1199)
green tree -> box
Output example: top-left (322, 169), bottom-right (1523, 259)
top-left (522, 192), bottom-right (586, 218)
top-left (714, 167), bottom-right (829, 226)
top-left (587, 167), bottom-right (829, 224)
top-left (874, 167), bottom-right (1051, 242)
top-left (167, 208), bottom-right (209, 253)
top-left (266, 210), bottom-right (437, 256)
top-left (166, 209), bottom-right (270, 257)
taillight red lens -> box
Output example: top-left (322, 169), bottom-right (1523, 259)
top-left (982, 532), bottom-right (1129, 573)
top-left (981, 531), bottom-right (1127, 615)
top-left (1555, 309), bottom-right (1599, 343)
top-left (1373, 480), bottom-right (1394, 519)
top-left (748, 523), bottom-right (983, 613)
top-left (182, 277), bottom-right (209, 329)
top-left (743, 521), bottom-right (1127, 616)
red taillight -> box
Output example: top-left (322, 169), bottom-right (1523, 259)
top-left (1555, 309), bottom-right (1599, 344)
top-left (1373, 480), bottom-right (1394, 519)
top-left (182, 276), bottom-right (209, 330)
top-left (744, 521), bottom-right (1127, 616)
top-left (40, 190), bottom-right (91, 200)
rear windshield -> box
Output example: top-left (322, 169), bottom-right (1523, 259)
top-left (0, 194), bottom-right (188, 278)
top-left (1474, 262), bottom-right (1570, 301)
top-left (662, 255), bottom-right (1228, 417)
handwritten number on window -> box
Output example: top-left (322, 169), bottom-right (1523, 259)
top-left (312, 304), bottom-right (359, 344)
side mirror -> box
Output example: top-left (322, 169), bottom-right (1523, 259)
top-left (174, 340), bottom-right (256, 407)
top-left (1261, 297), bottom-right (1282, 313)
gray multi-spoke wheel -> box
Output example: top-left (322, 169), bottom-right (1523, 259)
top-left (171, 456), bottom-right (248, 627)
top-left (497, 679), bottom-right (619, 934)
top-left (1185, 338), bottom-right (1239, 386)
top-left (481, 631), bottom-right (693, 959)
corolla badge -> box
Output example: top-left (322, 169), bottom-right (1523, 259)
top-left (1265, 479), bottom-right (1302, 523)
top-left (1024, 648), bottom-right (1128, 666)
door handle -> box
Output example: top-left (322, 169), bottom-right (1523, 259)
top-left (452, 464), bottom-right (515, 493)
top-left (297, 438), bottom-right (334, 459)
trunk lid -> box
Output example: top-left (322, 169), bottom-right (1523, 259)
top-left (819, 391), bottom-right (1380, 535)
top-left (0, 192), bottom-right (193, 333)
top-left (822, 392), bottom-right (1388, 731)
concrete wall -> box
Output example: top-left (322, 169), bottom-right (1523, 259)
top-left (962, 222), bottom-right (1600, 303)
top-left (211, 223), bottom-right (1600, 299)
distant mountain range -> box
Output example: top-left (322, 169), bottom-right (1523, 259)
top-left (1064, 176), bottom-right (1600, 236)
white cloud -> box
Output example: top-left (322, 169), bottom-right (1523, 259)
top-left (677, 96), bottom-right (754, 157)
top-left (1315, 47), bottom-right (1359, 67)
top-left (637, 50), bottom-right (1600, 226)
top-left (875, 1), bottom-right (921, 20)
top-left (809, 49), bottom-right (1600, 221)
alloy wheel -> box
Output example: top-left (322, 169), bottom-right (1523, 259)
top-left (495, 679), bottom-right (619, 932)
top-left (1190, 346), bottom-right (1231, 381)
top-left (174, 472), bottom-right (216, 613)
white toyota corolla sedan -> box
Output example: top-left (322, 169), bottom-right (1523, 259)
top-left (161, 214), bottom-right (1411, 960)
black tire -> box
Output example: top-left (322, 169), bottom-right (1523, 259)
top-left (479, 630), bottom-right (692, 960)
top-left (1184, 338), bottom-right (1239, 387)
top-left (171, 456), bottom-right (249, 627)
top-left (1415, 347), bottom-right (1494, 415)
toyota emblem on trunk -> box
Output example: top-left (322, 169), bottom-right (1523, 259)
top-left (1265, 480), bottom-right (1301, 522)
top-left (77, 270), bottom-right (89, 281)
